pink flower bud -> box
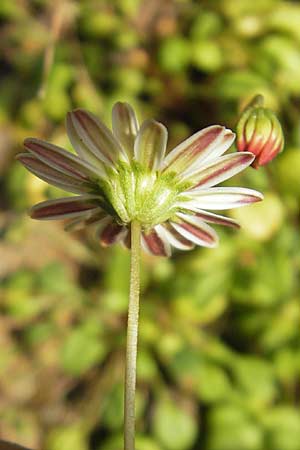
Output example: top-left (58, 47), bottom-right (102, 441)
top-left (236, 95), bottom-right (284, 168)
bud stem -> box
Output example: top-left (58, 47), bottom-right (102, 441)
top-left (248, 94), bottom-right (264, 108)
top-left (124, 220), bottom-right (141, 450)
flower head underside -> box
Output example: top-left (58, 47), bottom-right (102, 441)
top-left (17, 102), bottom-right (263, 256)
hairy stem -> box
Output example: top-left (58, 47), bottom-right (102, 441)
top-left (124, 220), bottom-right (141, 450)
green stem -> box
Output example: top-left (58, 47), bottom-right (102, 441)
top-left (124, 220), bottom-right (141, 450)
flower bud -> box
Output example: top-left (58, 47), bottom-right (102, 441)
top-left (236, 95), bottom-right (284, 168)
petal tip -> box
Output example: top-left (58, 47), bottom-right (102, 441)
top-left (253, 189), bottom-right (264, 201)
top-left (15, 152), bottom-right (24, 161)
top-left (225, 128), bottom-right (235, 136)
top-left (66, 111), bottom-right (72, 121)
top-left (249, 190), bottom-right (264, 203)
top-left (241, 151), bottom-right (256, 165)
top-left (210, 239), bottom-right (219, 249)
top-left (69, 108), bottom-right (90, 122)
top-left (23, 137), bottom-right (36, 148)
top-left (29, 205), bottom-right (39, 219)
top-left (113, 101), bottom-right (127, 110)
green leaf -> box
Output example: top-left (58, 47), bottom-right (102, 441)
top-left (158, 37), bottom-right (190, 73)
top-left (276, 148), bottom-right (300, 198)
top-left (197, 362), bottom-right (232, 403)
top-left (37, 262), bottom-right (76, 295)
top-left (191, 40), bottom-right (224, 72)
top-left (190, 11), bottom-right (223, 39)
top-left (102, 383), bottom-right (145, 430)
top-left (232, 357), bottom-right (276, 406)
top-left (207, 405), bottom-right (263, 450)
top-left (264, 407), bottom-right (300, 450)
top-left (214, 71), bottom-right (266, 99)
top-left (153, 397), bottom-right (197, 450)
top-left (45, 426), bottom-right (88, 450)
top-left (60, 328), bottom-right (106, 376)
top-left (101, 435), bottom-right (161, 450)
top-left (137, 349), bottom-right (158, 381)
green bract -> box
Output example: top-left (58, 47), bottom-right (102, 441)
top-left (100, 162), bottom-right (181, 229)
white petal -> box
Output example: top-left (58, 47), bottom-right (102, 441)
top-left (161, 223), bottom-right (195, 250)
top-left (171, 213), bottom-right (219, 248)
top-left (161, 126), bottom-right (235, 174)
top-left (141, 226), bottom-right (171, 257)
top-left (24, 138), bottom-right (106, 180)
top-left (181, 152), bottom-right (254, 188)
top-left (175, 204), bottom-right (240, 228)
top-left (112, 102), bottom-right (139, 157)
top-left (17, 153), bottom-right (91, 194)
top-left (66, 112), bottom-right (109, 171)
top-left (134, 119), bottom-right (168, 171)
top-left (30, 195), bottom-right (102, 220)
top-left (67, 109), bottom-right (127, 167)
top-left (183, 187), bottom-right (264, 210)
top-left (64, 211), bottom-right (107, 231)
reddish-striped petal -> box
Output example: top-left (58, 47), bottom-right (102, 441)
top-left (66, 113), bottom-right (109, 171)
top-left (183, 152), bottom-right (254, 189)
top-left (161, 126), bottom-right (235, 174)
top-left (30, 195), bottom-right (101, 220)
top-left (122, 229), bottom-right (131, 249)
top-left (142, 226), bottom-right (171, 257)
top-left (193, 210), bottom-right (239, 229)
top-left (161, 223), bottom-right (195, 250)
top-left (185, 187), bottom-right (264, 210)
top-left (64, 211), bottom-right (108, 231)
top-left (134, 119), bottom-right (168, 171)
top-left (16, 153), bottom-right (91, 194)
top-left (24, 138), bottom-right (105, 180)
top-left (112, 102), bottom-right (139, 157)
top-left (99, 222), bottom-right (127, 247)
top-left (67, 109), bottom-right (126, 166)
top-left (171, 213), bottom-right (219, 248)
top-left (176, 206), bottom-right (240, 229)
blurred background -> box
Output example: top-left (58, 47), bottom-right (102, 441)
top-left (0, 0), bottom-right (300, 449)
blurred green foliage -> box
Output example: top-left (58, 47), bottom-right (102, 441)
top-left (0, 1), bottom-right (300, 449)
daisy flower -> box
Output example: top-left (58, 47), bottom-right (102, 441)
top-left (17, 102), bottom-right (263, 256)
